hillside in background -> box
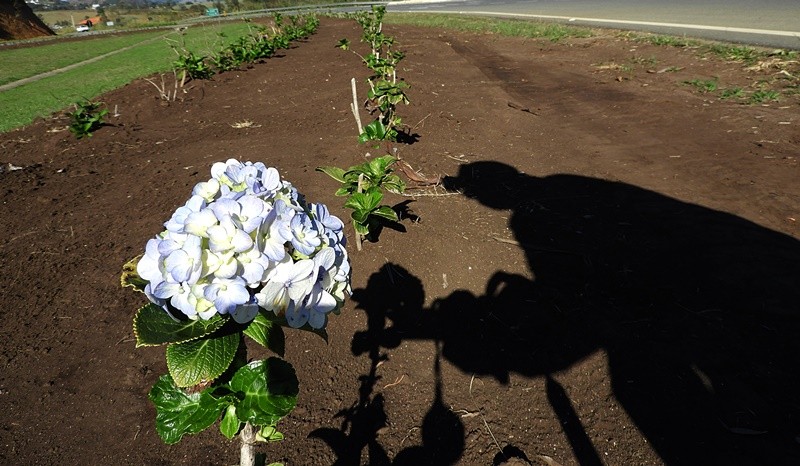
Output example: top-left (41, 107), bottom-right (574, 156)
top-left (1, 0), bottom-right (55, 40)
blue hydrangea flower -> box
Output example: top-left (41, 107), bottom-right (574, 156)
top-left (136, 159), bottom-right (351, 328)
top-left (289, 212), bottom-right (322, 257)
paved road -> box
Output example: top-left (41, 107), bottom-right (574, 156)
top-left (389, 0), bottom-right (800, 49)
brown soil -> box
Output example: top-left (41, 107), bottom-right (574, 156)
top-left (1, 18), bottom-right (799, 466)
top-left (0, 0), bottom-right (54, 41)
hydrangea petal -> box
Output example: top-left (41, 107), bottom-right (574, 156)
top-left (285, 302), bottom-right (309, 328)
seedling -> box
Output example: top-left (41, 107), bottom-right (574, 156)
top-left (68, 100), bottom-right (108, 139)
top-left (174, 49), bottom-right (214, 83)
top-left (317, 155), bottom-right (406, 249)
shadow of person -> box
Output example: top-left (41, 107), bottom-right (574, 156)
top-left (427, 161), bottom-right (800, 464)
top-left (392, 342), bottom-right (465, 466)
top-left (309, 275), bottom-right (394, 466)
top-left (313, 264), bottom-right (464, 465)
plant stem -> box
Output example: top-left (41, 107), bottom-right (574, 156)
top-left (350, 77), bottom-right (363, 134)
top-left (355, 173), bottom-right (364, 251)
top-left (240, 422), bottom-right (256, 466)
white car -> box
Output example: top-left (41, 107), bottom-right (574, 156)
top-left (76, 25), bottom-right (90, 32)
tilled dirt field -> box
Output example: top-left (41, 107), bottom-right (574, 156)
top-left (1, 17), bottom-right (799, 466)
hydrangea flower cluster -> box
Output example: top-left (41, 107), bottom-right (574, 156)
top-left (137, 159), bottom-right (350, 330)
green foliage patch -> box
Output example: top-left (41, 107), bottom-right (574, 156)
top-left (384, 13), bottom-right (593, 41)
top-left (317, 155), bottom-right (406, 243)
top-left (67, 99), bottom-right (108, 139)
top-left (0, 22), bottom-right (252, 133)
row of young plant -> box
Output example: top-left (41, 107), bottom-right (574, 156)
top-left (67, 13), bottom-right (319, 139)
top-left (174, 13), bottom-right (320, 81)
top-left (336, 6), bottom-right (409, 145)
top-left (319, 6), bottom-right (411, 250)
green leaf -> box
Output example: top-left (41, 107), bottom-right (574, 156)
top-left (344, 160), bottom-right (371, 177)
top-left (243, 312), bottom-right (286, 357)
top-left (351, 209), bottom-right (370, 225)
top-left (251, 313), bottom-right (328, 342)
top-left (148, 374), bottom-right (230, 445)
top-left (371, 205), bottom-right (399, 222)
top-left (383, 176), bottom-right (406, 194)
top-left (315, 166), bottom-right (346, 183)
top-left (230, 358), bottom-right (298, 428)
top-left (334, 186), bottom-right (353, 197)
top-left (120, 255), bottom-right (147, 292)
top-left (344, 165), bottom-right (376, 189)
top-left (359, 119), bottom-right (388, 143)
top-left (354, 221), bottom-right (370, 236)
top-left (220, 405), bottom-right (241, 439)
top-left (133, 303), bottom-right (226, 347)
top-left (344, 188), bottom-right (383, 213)
top-left (369, 155), bottom-right (396, 177)
top-left (257, 425), bottom-right (285, 442)
top-left (166, 333), bottom-right (239, 388)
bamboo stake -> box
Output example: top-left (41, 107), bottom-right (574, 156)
top-left (355, 173), bottom-right (364, 251)
top-left (350, 77), bottom-right (363, 134)
top-left (239, 422), bottom-right (256, 466)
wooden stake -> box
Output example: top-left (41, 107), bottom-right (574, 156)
top-left (239, 422), bottom-right (256, 466)
top-left (350, 78), bottom-right (363, 135)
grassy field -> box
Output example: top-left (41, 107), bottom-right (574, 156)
top-left (0, 31), bottom-right (167, 85)
top-left (384, 13), bottom-right (594, 41)
top-left (0, 20), bottom-right (254, 133)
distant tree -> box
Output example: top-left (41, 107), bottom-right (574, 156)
top-left (188, 4), bottom-right (206, 15)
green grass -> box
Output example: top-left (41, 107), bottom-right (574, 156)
top-left (0, 21), bottom-right (254, 133)
top-left (707, 44), bottom-right (760, 64)
top-left (683, 78), bottom-right (719, 93)
top-left (748, 89), bottom-right (780, 104)
top-left (384, 13), bottom-right (593, 41)
top-left (719, 87), bottom-right (744, 100)
top-left (0, 31), bottom-right (166, 85)
top-left (641, 35), bottom-right (699, 48)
